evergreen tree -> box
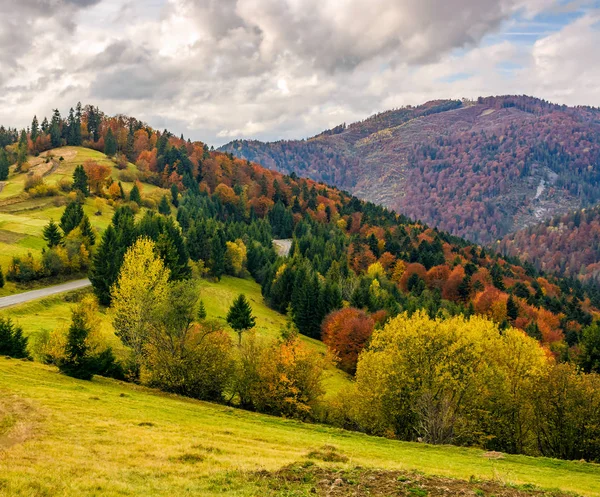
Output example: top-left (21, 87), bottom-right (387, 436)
top-left (60, 201), bottom-right (84, 236)
top-left (0, 265), bottom-right (4, 289)
top-left (211, 231), bottom-right (226, 279)
top-left (16, 130), bottom-right (28, 169)
top-left (31, 115), bottom-right (39, 144)
top-left (0, 318), bottom-right (29, 359)
top-left (129, 184), bottom-right (141, 205)
top-left (73, 102), bottom-right (83, 146)
top-left (104, 128), bottom-right (117, 156)
top-left (43, 219), bottom-right (62, 248)
top-left (226, 294), bottom-right (256, 345)
top-left (525, 321), bottom-right (542, 341)
top-left (507, 295), bottom-right (519, 321)
top-left (170, 184), bottom-right (179, 207)
top-left (89, 225), bottom-right (120, 306)
top-left (50, 109), bottom-right (62, 148)
top-left (72, 164), bottom-right (89, 196)
top-left (158, 195), bottom-right (171, 215)
top-left (197, 299), bottom-right (207, 321)
top-left (118, 181), bottom-right (125, 199)
top-left (79, 215), bottom-right (96, 245)
top-left (58, 309), bottom-right (96, 380)
top-left (0, 147), bottom-right (10, 181)
top-left (579, 322), bottom-right (600, 373)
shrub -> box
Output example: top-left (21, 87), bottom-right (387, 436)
top-left (118, 170), bottom-right (137, 183)
top-left (24, 174), bottom-right (44, 191)
top-left (28, 183), bottom-right (59, 198)
top-left (58, 177), bottom-right (72, 192)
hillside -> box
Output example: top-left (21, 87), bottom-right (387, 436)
top-left (220, 96), bottom-right (600, 244)
top-left (0, 146), bottom-right (168, 291)
top-left (498, 206), bottom-right (600, 283)
top-left (2, 358), bottom-right (599, 497)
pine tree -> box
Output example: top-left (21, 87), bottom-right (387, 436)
top-left (226, 294), bottom-right (256, 345)
top-left (0, 318), bottom-right (29, 359)
top-left (104, 128), bottom-right (117, 156)
top-left (129, 184), bottom-right (141, 205)
top-left (16, 130), bottom-right (28, 169)
top-left (0, 147), bottom-right (10, 181)
top-left (31, 115), bottom-right (39, 144)
top-left (50, 109), bottom-right (62, 148)
top-left (43, 219), bottom-right (62, 248)
top-left (72, 164), bottom-right (89, 196)
top-left (158, 195), bottom-right (171, 215)
top-left (211, 231), bottom-right (226, 279)
top-left (0, 265), bottom-right (4, 289)
top-left (58, 309), bottom-right (96, 380)
top-left (197, 299), bottom-right (207, 320)
top-left (171, 184), bottom-right (179, 207)
top-left (60, 201), bottom-right (84, 235)
top-left (79, 215), bottom-right (96, 245)
top-left (118, 181), bottom-right (125, 199)
top-left (89, 225), bottom-right (120, 306)
top-left (507, 295), bottom-right (519, 321)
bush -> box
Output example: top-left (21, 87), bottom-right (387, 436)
top-left (24, 174), bottom-right (44, 191)
top-left (141, 198), bottom-right (156, 210)
top-left (6, 253), bottom-right (45, 282)
top-left (118, 170), bottom-right (137, 183)
top-left (28, 183), bottom-right (59, 198)
top-left (58, 177), bottom-right (72, 192)
top-left (234, 334), bottom-right (325, 419)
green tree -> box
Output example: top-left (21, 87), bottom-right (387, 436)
top-left (31, 115), bottom-right (39, 143)
top-left (89, 225), bottom-right (120, 306)
top-left (0, 317), bottom-right (29, 359)
top-left (579, 322), bottom-right (600, 373)
top-left (50, 109), bottom-right (62, 148)
top-left (211, 231), bottom-right (226, 279)
top-left (227, 294), bottom-right (256, 345)
top-left (60, 201), bottom-right (84, 235)
top-left (58, 308), bottom-right (96, 380)
top-left (129, 184), bottom-right (141, 205)
top-left (197, 299), bottom-right (207, 320)
top-left (79, 215), bottom-right (96, 245)
top-left (170, 184), bottom-right (179, 207)
top-left (16, 130), bottom-right (28, 169)
top-left (0, 148), bottom-right (9, 181)
top-left (0, 265), bottom-right (4, 288)
top-left (507, 295), bottom-right (519, 322)
top-left (72, 164), bottom-right (89, 196)
top-left (158, 195), bottom-right (171, 215)
top-left (42, 219), bottom-right (62, 248)
top-left (104, 128), bottom-right (117, 156)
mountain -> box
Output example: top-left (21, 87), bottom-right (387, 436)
top-left (220, 95), bottom-right (600, 244)
top-left (499, 205), bottom-right (600, 283)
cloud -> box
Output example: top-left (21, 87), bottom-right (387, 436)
top-left (0, 0), bottom-right (597, 146)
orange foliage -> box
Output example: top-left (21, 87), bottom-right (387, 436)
top-left (426, 264), bottom-right (451, 291)
top-left (473, 286), bottom-right (508, 323)
top-left (83, 160), bottom-right (111, 195)
top-left (399, 263), bottom-right (427, 292)
top-left (442, 265), bottom-right (465, 301)
top-left (321, 307), bottom-right (374, 374)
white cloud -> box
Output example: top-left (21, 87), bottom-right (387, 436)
top-left (0, 0), bottom-right (598, 145)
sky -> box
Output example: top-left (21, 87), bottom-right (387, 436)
top-left (0, 0), bottom-right (599, 146)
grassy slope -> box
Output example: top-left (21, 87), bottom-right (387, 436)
top-left (1, 275), bottom-right (350, 396)
top-left (0, 146), bottom-right (167, 277)
top-left (1, 358), bottom-right (599, 497)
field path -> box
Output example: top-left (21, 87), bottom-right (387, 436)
top-left (0, 278), bottom-right (91, 310)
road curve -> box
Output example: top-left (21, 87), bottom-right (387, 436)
top-left (0, 278), bottom-right (91, 310)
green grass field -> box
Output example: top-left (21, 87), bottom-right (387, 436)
top-left (1, 358), bottom-right (599, 496)
top-left (0, 146), bottom-right (168, 283)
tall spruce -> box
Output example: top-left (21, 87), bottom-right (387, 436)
top-left (72, 164), bottom-right (89, 196)
top-left (0, 147), bottom-right (9, 181)
top-left (104, 128), bottom-right (117, 156)
top-left (129, 184), bottom-right (141, 204)
top-left (79, 215), bottom-right (96, 245)
top-left (43, 219), bottom-right (62, 247)
top-left (158, 195), bottom-right (171, 215)
top-left (89, 225), bottom-right (120, 306)
top-left (60, 201), bottom-right (84, 236)
top-left (58, 309), bottom-right (96, 380)
top-left (0, 318), bottom-right (29, 359)
top-left (226, 294), bottom-right (256, 345)
top-left (0, 265), bottom-right (4, 288)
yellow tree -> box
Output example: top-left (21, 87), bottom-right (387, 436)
top-left (225, 239), bottom-right (247, 276)
top-left (111, 238), bottom-right (170, 364)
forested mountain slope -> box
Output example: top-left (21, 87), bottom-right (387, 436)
top-left (498, 206), bottom-right (600, 283)
top-left (220, 96), bottom-right (600, 244)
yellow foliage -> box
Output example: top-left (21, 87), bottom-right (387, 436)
top-left (225, 239), bottom-right (247, 276)
top-left (367, 262), bottom-right (385, 279)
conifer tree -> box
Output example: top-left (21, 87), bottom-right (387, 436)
top-left (89, 225), bottom-right (120, 306)
top-left (129, 184), bottom-right (141, 205)
top-left (60, 201), bottom-right (84, 235)
top-left (158, 195), bottom-right (171, 215)
top-left (79, 215), bottom-right (96, 245)
top-left (104, 128), bottom-right (117, 156)
top-left (58, 309), bottom-right (96, 380)
top-left (170, 184), bottom-right (179, 207)
top-left (226, 294), bottom-right (256, 345)
top-left (197, 299), bottom-right (207, 321)
top-left (0, 265), bottom-right (4, 289)
top-left (31, 115), bottom-right (39, 144)
top-left (507, 295), bottom-right (519, 321)
top-left (72, 164), bottom-right (89, 196)
top-left (50, 109), bottom-right (62, 148)
top-left (0, 148), bottom-right (10, 181)
top-left (211, 231), bottom-right (226, 279)
top-left (43, 219), bottom-right (62, 248)
top-left (0, 318), bottom-right (29, 359)
top-left (16, 130), bottom-right (28, 169)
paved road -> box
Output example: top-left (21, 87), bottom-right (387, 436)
top-left (0, 278), bottom-right (91, 310)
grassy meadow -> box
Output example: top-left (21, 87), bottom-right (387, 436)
top-left (1, 357), bottom-right (600, 496)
